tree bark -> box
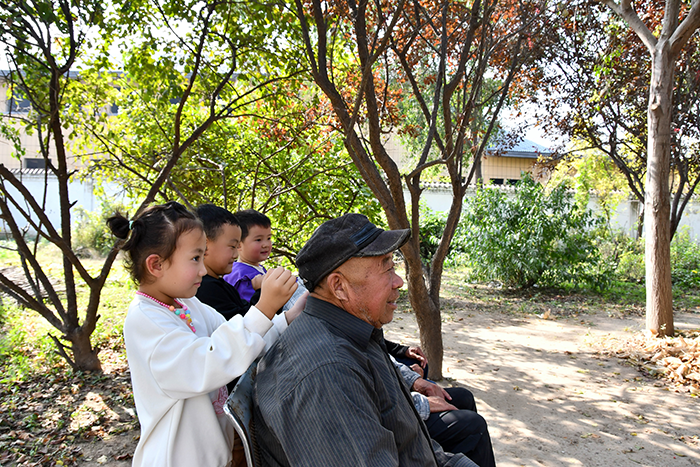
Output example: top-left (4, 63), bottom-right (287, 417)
top-left (644, 43), bottom-right (674, 336)
top-left (404, 248), bottom-right (443, 375)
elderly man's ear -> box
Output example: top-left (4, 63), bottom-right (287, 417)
top-left (325, 272), bottom-right (351, 302)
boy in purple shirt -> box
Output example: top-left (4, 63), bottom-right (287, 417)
top-left (224, 210), bottom-right (307, 309)
top-left (224, 209), bottom-right (271, 302)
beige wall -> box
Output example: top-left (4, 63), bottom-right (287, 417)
top-left (383, 132), bottom-right (550, 185)
top-left (482, 155), bottom-right (538, 184)
top-left (0, 81), bottom-right (80, 170)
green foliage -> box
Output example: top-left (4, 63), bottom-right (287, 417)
top-left (0, 306), bottom-right (62, 383)
top-left (0, 240), bottom-right (19, 263)
top-left (418, 205), bottom-right (468, 268)
top-left (419, 207), bottom-right (445, 264)
top-left (613, 237), bottom-right (645, 283)
top-left (548, 144), bottom-right (629, 222)
top-left (72, 199), bottom-right (133, 256)
top-left (461, 176), bottom-right (608, 289)
top-left (593, 226), bottom-right (700, 290)
top-left (594, 231), bottom-right (645, 283)
top-left (671, 228), bottom-right (700, 289)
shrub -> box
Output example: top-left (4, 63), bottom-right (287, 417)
top-left (461, 175), bottom-right (609, 289)
top-left (597, 227), bottom-right (700, 289)
top-left (671, 227), bottom-right (700, 289)
top-left (418, 206), bottom-right (468, 267)
top-left (597, 232), bottom-right (645, 283)
top-left (72, 199), bottom-right (130, 256)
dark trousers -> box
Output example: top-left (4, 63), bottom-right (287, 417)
top-left (425, 387), bottom-right (496, 467)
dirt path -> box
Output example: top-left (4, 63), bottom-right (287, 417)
top-left (385, 307), bottom-right (700, 467)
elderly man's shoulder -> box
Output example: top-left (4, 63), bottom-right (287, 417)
top-left (265, 311), bottom-right (353, 366)
top-left (257, 311), bottom-right (367, 390)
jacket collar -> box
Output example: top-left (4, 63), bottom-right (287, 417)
top-left (304, 295), bottom-right (384, 350)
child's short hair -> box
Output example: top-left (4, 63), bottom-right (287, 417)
top-left (195, 204), bottom-right (239, 240)
top-left (107, 201), bottom-right (202, 284)
top-left (234, 209), bottom-right (271, 240)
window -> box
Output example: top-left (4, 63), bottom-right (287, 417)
top-left (23, 158), bottom-right (47, 169)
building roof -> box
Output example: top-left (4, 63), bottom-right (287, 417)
top-left (487, 138), bottom-right (552, 159)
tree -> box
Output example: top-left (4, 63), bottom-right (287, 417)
top-left (530, 2), bottom-right (700, 241)
top-left (68, 1), bottom-right (381, 262)
top-left (87, 83), bottom-right (383, 261)
top-left (595, 0), bottom-right (700, 336)
top-left (290, 0), bottom-right (547, 378)
top-left (0, 0), bottom-right (286, 370)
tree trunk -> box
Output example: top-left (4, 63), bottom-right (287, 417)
top-left (403, 244), bottom-right (444, 380)
top-left (645, 42), bottom-right (674, 337)
top-left (67, 328), bottom-right (103, 371)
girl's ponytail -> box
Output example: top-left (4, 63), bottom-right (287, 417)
top-left (106, 202), bottom-right (201, 284)
top-left (106, 212), bottom-right (131, 240)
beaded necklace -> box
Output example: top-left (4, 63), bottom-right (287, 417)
top-left (136, 291), bottom-right (196, 333)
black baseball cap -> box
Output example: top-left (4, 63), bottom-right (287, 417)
top-left (296, 214), bottom-right (410, 291)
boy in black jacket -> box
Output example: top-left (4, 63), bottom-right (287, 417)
top-left (195, 204), bottom-right (301, 320)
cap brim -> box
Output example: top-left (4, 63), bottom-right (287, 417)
top-left (356, 228), bottom-right (410, 257)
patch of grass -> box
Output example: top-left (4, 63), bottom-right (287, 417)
top-left (0, 239), bottom-right (19, 262)
top-left (0, 305), bottom-right (65, 383)
top-left (600, 280), bottom-right (646, 306)
top-left (0, 259), bottom-right (136, 466)
top-left (438, 268), bottom-right (700, 319)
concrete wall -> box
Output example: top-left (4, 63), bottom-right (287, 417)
top-left (6, 172), bottom-right (700, 242)
top-left (0, 169), bottom-right (123, 236)
top-left (412, 184), bottom-right (700, 241)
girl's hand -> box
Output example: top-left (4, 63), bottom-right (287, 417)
top-left (256, 267), bottom-right (298, 319)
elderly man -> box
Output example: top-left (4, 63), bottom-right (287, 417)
top-left (253, 214), bottom-right (482, 467)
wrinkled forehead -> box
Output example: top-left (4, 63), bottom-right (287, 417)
top-left (341, 252), bottom-right (393, 275)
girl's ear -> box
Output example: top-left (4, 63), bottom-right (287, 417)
top-left (145, 254), bottom-right (164, 278)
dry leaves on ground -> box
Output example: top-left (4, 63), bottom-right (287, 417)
top-left (0, 341), bottom-right (137, 466)
top-left (596, 328), bottom-right (700, 393)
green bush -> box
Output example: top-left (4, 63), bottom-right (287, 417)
top-left (597, 227), bottom-right (700, 289)
top-left (72, 199), bottom-right (129, 256)
top-left (597, 232), bottom-right (645, 283)
top-left (418, 206), bottom-right (469, 268)
top-left (671, 227), bottom-right (700, 289)
top-left (461, 175), bottom-right (608, 289)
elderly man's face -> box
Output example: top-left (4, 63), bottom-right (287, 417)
top-left (338, 252), bottom-right (404, 328)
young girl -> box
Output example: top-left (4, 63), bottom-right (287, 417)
top-left (108, 201), bottom-right (302, 467)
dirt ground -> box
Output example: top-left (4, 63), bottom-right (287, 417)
top-left (386, 307), bottom-right (700, 467)
top-left (75, 306), bottom-right (700, 467)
